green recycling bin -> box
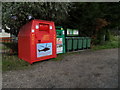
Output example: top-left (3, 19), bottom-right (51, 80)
top-left (66, 37), bottom-right (73, 52)
top-left (72, 37), bottom-right (78, 50)
top-left (78, 37), bottom-right (83, 49)
top-left (56, 26), bottom-right (66, 54)
top-left (82, 37), bottom-right (87, 49)
top-left (86, 37), bottom-right (91, 48)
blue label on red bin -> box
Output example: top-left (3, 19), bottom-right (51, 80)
top-left (37, 43), bottom-right (52, 58)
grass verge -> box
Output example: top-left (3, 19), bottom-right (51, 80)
top-left (92, 35), bottom-right (119, 50)
top-left (2, 35), bottom-right (119, 71)
top-left (2, 54), bottom-right (30, 71)
top-left (2, 51), bottom-right (81, 71)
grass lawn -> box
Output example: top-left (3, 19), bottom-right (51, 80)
top-left (2, 35), bottom-right (119, 71)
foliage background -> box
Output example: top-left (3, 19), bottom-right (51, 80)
top-left (2, 2), bottom-right (120, 44)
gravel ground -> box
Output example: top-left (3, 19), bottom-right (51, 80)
top-left (2, 48), bottom-right (118, 88)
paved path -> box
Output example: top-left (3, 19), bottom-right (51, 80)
top-left (2, 48), bottom-right (118, 88)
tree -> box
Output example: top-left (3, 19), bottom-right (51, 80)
top-left (2, 2), bottom-right (119, 41)
top-left (2, 2), bottom-right (71, 36)
top-left (67, 3), bottom-right (104, 36)
top-left (67, 2), bottom-right (119, 33)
